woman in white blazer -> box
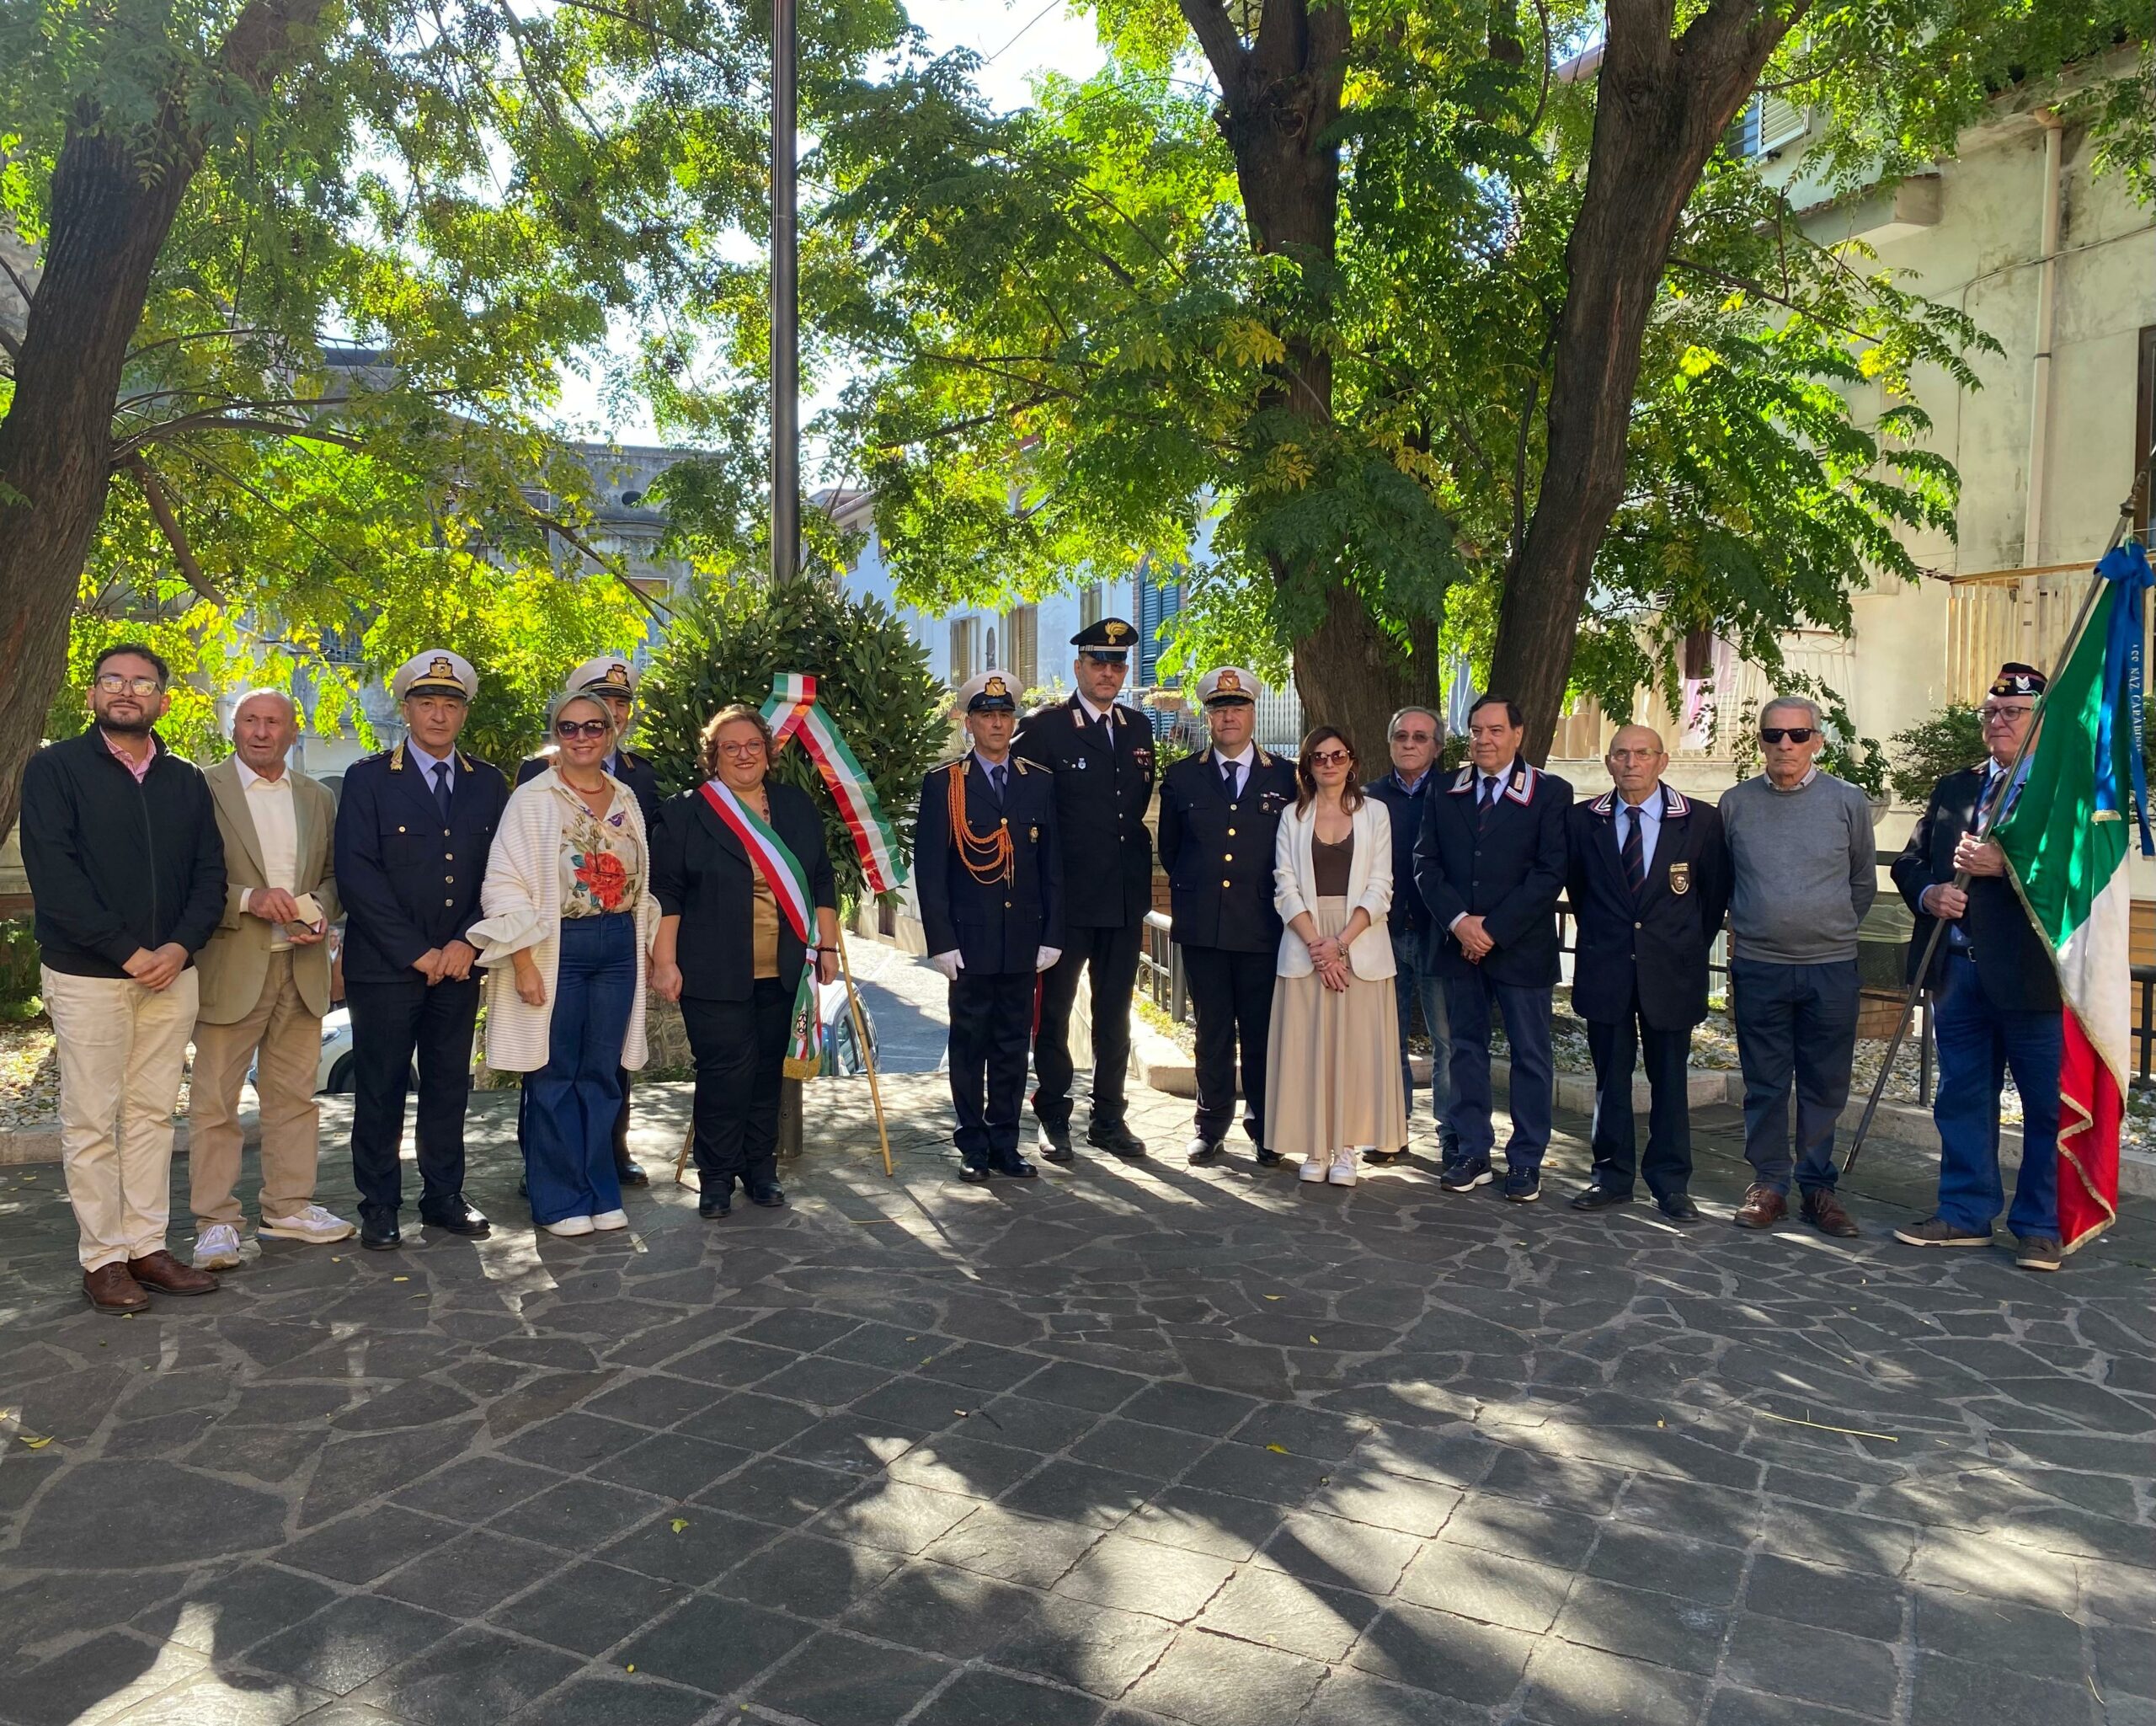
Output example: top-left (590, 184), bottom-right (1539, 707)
top-left (470, 690), bottom-right (659, 1237)
top-left (1267, 724), bottom-right (1407, 1185)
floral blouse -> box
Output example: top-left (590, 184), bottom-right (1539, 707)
top-left (555, 779), bottom-right (644, 917)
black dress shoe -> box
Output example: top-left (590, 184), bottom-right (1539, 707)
top-left (697, 1190), bottom-right (732, 1219)
top-left (1037, 1124), bottom-right (1075, 1164)
top-left (995, 1158), bottom-right (1038, 1179)
top-left (1254, 1146), bottom-right (1283, 1168)
top-left (1087, 1122), bottom-right (1148, 1159)
top-left (516, 1173), bottom-right (528, 1198)
top-left (419, 1200), bottom-right (491, 1238)
top-left (747, 1184), bottom-right (787, 1208)
top-left (958, 1163), bottom-right (992, 1184)
top-left (360, 1216), bottom-right (402, 1251)
top-left (616, 1158), bottom-right (651, 1189)
top-left (1570, 1184), bottom-right (1633, 1211)
top-left (1657, 1193), bottom-right (1702, 1221)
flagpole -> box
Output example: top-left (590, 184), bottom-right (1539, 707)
top-left (836, 929), bottom-right (897, 1178)
top-left (1841, 442), bottom-right (2156, 1176)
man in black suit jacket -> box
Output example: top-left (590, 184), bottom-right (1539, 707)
top-left (515, 655), bottom-right (664, 1188)
top-left (1565, 725), bottom-right (1729, 1220)
top-left (1013, 619), bottom-right (1156, 1162)
top-left (1413, 694), bottom-right (1571, 1203)
top-left (1886, 664), bottom-right (2064, 1269)
top-left (1157, 667), bottom-right (1299, 1168)
top-left (914, 672), bottom-right (1065, 1181)
top-left (334, 649), bottom-right (510, 1249)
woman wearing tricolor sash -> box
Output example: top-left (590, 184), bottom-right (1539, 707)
top-left (649, 704), bottom-right (839, 1218)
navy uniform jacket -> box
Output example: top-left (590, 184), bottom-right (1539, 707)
top-left (912, 756), bottom-right (1064, 975)
top-left (517, 746), bottom-right (663, 832)
top-left (1012, 696), bottom-right (1156, 928)
top-left (1364, 771), bottom-right (1438, 952)
top-left (1890, 764), bottom-right (2059, 1013)
top-left (334, 740), bottom-right (510, 984)
top-left (1566, 785), bottom-right (1730, 1029)
top-left (1156, 746), bottom-right (1299, 954)
top-left (1414, 760), bottom-right (1572, 987)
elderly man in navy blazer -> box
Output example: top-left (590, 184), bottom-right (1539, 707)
top-left (1566, 724), bottom-right (1729, 1220)
top-left (1413, 694), bottom-right (1571, 1202)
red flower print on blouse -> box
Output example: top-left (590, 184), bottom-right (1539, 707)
top-left (574, 851), bottom-right (628, 909)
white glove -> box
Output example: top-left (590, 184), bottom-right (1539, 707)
top-left (929, 949), bottom-right (964, 981)
top-left (1035, 946), bottom-right (1062, 971)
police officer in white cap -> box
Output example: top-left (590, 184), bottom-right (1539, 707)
top-left (1157, 667), bottom-right (1299, 1167)
top-left (333, 649), bottom-right (510, 1249)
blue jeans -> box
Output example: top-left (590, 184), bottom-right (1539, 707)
top-left (1931, 951), bottom-right (2061, 1237)
top-left (1442, 971), bottom-right (1554, 1171)
top-left (522, 914), bottom-right (634, 1225)
top-left (1391, 929), bottom-right (1455, 1157)
top-left (1730, 955), bottom-right (1859, 1195)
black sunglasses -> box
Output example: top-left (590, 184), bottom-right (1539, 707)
top-left (555, 719), bottom-right (610, 739)
top-left (1759, 727), bottom-right (1816, 745)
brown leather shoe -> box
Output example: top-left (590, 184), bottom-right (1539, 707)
top-left (83, 1264), bottom-right (151, 1314)
top-left (1801, 1189), bottom-right (1860, 1239)
top-left (126, 1249), bottom-right (220, 1296)
top-left (1733, 1184), bottom-right (1787, 1230)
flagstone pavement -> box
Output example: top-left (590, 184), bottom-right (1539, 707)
top-left (1, 1068), bottom-right (2152, 1726)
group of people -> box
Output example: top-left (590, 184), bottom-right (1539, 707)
top-left (20, 627), bottom-right (2069, 1314)
top-left (918, 628), bottom-right (2069, 1275)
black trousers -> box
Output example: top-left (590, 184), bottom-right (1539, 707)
top-left (1032, 921), bottom-right (1143, 1131)
top-left (948, 970), bottom-right (1034, 1170)
top-left (1183, 946), bottom-right (1277, 1149)
top-left (345, 974), bottom-right (481, 1221)
top-left (681, 981), bottom-right (790, 1194)
top-left (1585, 997), bottom-right (1694, 1201)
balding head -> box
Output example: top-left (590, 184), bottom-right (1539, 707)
top-left (232, 688), bottom-right (299, 777)
top-left (1605, 724), bottom-right (1668, 803)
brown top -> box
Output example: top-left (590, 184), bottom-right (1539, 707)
top-left (1312, 831), bottom-right (1353, 898)
top-left (751, 874), bottom-right (781, 978)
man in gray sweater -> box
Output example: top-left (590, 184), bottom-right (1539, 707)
top-left (1719, 696), bottom-right (1876, 1237)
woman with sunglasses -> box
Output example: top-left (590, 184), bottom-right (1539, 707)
top-left (1267, 725), bottom-right (1406, 1186)
top-left (472, 690), bottom-right (659, 1236)
top-left (648, 706), bottom-right (839, 1218)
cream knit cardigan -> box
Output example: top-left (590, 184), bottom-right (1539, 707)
top-left (470, 768), bottom-right (658, 1074)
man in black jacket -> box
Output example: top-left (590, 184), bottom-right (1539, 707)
top-left (1364, 706), bottom-right (1454, 1167)
top-left (1413, 694), bottom-right (1571, 1203)
top-left (1157, 667), bottom-right (1299, 1168)
top-left (1887, 664), bottom-right (2064, 1271)
top-left (20, 643), bottom-right (226, 1312)
top-left (914, 672), bottom-right (1065, 1182)
top-left (515, 655), bottom-right (662, 1189)
top-left (1565, 725), bottom-right (1728, 1220)
top-left (1013, 618), bottom-right (1155, 1163)
top-left (334, 649), bottom-right (510, 1250)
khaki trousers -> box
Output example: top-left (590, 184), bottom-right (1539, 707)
top-left (43, 965), bottom-right (200, 1271)
top-left (189, 952), bottom-right (323, 1231)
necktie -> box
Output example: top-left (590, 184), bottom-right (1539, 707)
top-left (431, 761), bottom-right (452, 822)
top-left (1222, 761), bottom-right (1241, 801)
top-left (1476, 775), bottom-right (1497, 831)
top-left (988, 763), bottom-right (1005, 804)
top-left (1622, 804), bottom-right (1646, 896)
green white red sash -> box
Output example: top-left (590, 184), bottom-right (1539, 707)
top-left (760, 673), bottom-right (907, 892)
top-left (699, 779), bottom-right (822, 1071)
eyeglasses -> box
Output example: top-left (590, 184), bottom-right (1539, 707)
top-left (95, 674), bottom-right (163, 697)
top-left (1979, 704), bottom-right (2034, 723)
top-left (1759, 727), bottom-right (1816, 745)
top-left (555, 719), bottom-right (610, 739)
top-left (1390, 729), bottom-right (1434, 744)
top-left (1309, 749), bottom-right (1353, 767)
top-left (717, 740), bottom-right (766, 757)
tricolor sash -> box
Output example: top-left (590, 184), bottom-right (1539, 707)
top-left (700, 779), bottom-right (823, 1075)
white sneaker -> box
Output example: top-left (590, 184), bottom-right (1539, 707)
top-left (260, 1204), bottom-right (355, 1243)
top-left (592, 1210), bottom-right (627, 1232)
top-left (192, 1222), bottom-right (243, 1269)
top-left (543, 1215), bottom-right (595, 1237)
top-left (1328, 1151), bottom-right (1359, 1187)
top-left (1299, 1157), bottom-right (1329, 1184)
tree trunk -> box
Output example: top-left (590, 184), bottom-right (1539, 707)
top-left (0, 0), bottom-right (327, 839)
top-left (1489, 0), bottom-right (1803, 761)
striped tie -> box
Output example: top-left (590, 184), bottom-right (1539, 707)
top-left (1622, 804), bottom-right (1646, 897)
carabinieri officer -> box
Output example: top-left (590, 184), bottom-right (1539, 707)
top-left (914, 672), bottom-right (1065, 1183)
top-left (1013, 617), bottom-right (1156, 1164)
top-left (334, 649), bottom-right (510, 1249)
top-left (1158, 666), bottom-right (1299, 1168)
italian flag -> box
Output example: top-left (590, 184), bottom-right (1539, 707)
top-left (1995, 542), bottom-right (2154, 1253)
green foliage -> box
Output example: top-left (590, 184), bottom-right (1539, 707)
top-left (638, 578), bottom-right (947, 902)
top-left (1886, 703), bottom-right (1988, 806)
top-left (0, 918), bottom-right (43, 1020)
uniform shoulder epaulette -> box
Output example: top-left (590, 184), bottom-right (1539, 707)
top-left (1012, 757), bottom-right (1034, 774)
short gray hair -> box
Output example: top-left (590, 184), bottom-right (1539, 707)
top-left (230, 687), bottom-right (299, 726)
top-left (1759, 694), bottom-right (1823, 730)
top-left (1387, 706), bottom-right (1443, 740)
top-left (546, 689), bottom-right (618, 740)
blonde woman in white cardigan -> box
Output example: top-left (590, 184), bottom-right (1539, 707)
top-left (1267, 724), bottom-right (1406, 1186)
top-left (470, 690), bottom-right (659, 1237)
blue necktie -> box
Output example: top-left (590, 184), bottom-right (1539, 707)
top-left (1222, 761), bottom-right (1240, 801)
top-left (432, 761), bottom-right (452, 822)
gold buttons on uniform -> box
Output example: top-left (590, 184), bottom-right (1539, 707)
top-left (444, 898), bottom-right (454, 906)
top-left (397, 826), bottom-right (406, 834)
top-left (1224, 854), bottom-right (1234, 863)
top-left (1227, 827), bottom-right (1236, 836)
top-left (446, 876), bottom-right (455, 884)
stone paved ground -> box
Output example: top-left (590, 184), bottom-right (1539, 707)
top-left (2, 1054), bottom-right (2153, 1726)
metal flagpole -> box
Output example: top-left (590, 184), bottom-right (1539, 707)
top-left (1842, 441), bottom-right (2156, 1176)
top-left (836, 930), bottom-right (896, 1178)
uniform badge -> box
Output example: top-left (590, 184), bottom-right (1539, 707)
top-left (1668, 862), bottom-right (1691, 896)
top-left (1029, 826), bottom-right (1039, 842)
top-left (1216, 669), bottom-right (1242, 694)
top-left (985, 674), bottom-right (1009, 698)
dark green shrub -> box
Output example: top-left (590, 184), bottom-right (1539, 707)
top-left (1886, 704), bottom-right (1986, 807)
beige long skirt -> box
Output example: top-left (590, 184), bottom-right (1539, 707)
top-left (1265, 899), bottom-right (1408, 1162)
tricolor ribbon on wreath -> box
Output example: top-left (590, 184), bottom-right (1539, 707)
top-left (759, 673), bottom-right (909, 893)
top-left (696, 780), bottom-right (824, 1078)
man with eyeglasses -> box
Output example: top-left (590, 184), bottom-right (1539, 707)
top-left (1364, 706), bottom-right (1455, 1168)
top-left (20, 643), bottom-right (227, 1312)
top-left (1719, 695), bottom-right (1876, 1237)
top-left (1888, 665), bottom-right (2064, 1271)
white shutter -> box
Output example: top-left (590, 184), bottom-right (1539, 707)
top-left (1757, 94), bottom-right (1807, 152)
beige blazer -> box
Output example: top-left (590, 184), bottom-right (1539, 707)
top-left (197, 756), bottom-right (341, 1023)
top-left (1272, 796), bottom-right (1396, 981)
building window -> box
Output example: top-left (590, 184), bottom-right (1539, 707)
top-left (1006, 604), bottom-right (1038, 692)
top-left (949, 617), bottom-right (977, 687)
top-left (2135, 324), bottom-right (2155, 540)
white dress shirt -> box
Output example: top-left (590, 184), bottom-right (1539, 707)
top-left (236, 757), bottom-right (299, 952)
